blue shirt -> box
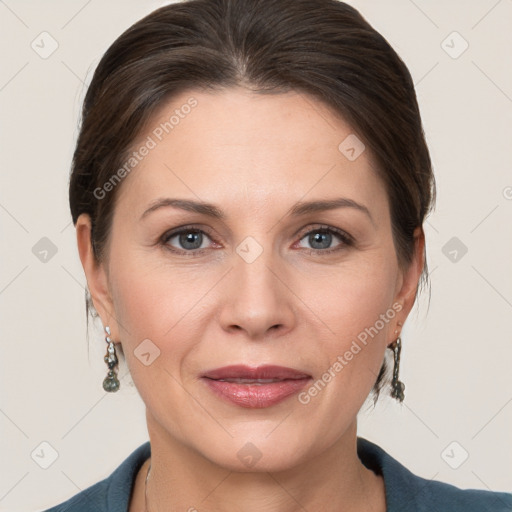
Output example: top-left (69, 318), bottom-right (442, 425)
top-left (42, 437), bottom-right (512, 511)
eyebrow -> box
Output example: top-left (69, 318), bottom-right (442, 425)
top-left (140, 197), bottom-right (374, 224)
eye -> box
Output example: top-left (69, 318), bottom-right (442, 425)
top-left (296, 225), bottom-right (353, 254)
top-left (161, 226), bottom-right (215, 256)
top-left (160, 224), bottom-right (353, 257)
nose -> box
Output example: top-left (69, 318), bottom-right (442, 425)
top-left (217, 244), bottom-right (297, 341)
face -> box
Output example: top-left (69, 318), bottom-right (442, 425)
top-left (78, 87), bottom-right (423, 472)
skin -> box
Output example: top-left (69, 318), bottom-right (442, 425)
top-left (77, 87), bottom-right (424, 512)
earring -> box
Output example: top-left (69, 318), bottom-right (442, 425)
top-left (389, 336), bottom-right (405, 402)
top-left (102, 325), bottom-right (120, 392)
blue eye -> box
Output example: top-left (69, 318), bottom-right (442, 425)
top-left (297, 226), bottom-right (353, 254)
top-left (160, 224), bottom-right (353, 257)
top-left (162, 227), bottom-right (212, 256)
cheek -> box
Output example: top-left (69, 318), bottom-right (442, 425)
top-left (108, 237), bottom-right (199, 339)
top-left (108, 254), bottom-right (212, 375)
top-left (304, 252), bottom-right (398, 390)
top-left (109, 264), bottom-right (197, 415)
top-left (310, 250), bottom-right (398, 339)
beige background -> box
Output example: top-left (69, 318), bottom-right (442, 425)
top-left (1, 1), bottom-right (511, 510)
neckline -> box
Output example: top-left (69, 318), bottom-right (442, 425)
top-left (110, 437), bottom-right (407, 511)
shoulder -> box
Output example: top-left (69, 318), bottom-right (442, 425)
top-left (41, 479), bottom-right (110, 512)
top-left (416, 477), bottom-right (512, 512)
top-left (357, 437), bottom-right (512, 512)
top-left (41, 441), bottom-right (151, 512)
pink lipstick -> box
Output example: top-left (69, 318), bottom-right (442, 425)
top-left (201, 364), bottom-right (312, 408)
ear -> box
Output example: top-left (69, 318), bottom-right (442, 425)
top-left (391, 226), bottom-right (425, 339)
top-left (76, 213), bottom-right (116, 334)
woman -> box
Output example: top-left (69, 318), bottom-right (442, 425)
top-left (43, 0), bottom-right (512, 510)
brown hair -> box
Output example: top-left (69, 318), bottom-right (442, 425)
top-left (69, 0), bottom-right (436, 401)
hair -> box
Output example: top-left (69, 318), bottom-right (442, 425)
top-left (69, 0), bottom-right (436, 402)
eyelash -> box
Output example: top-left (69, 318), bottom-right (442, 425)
top-left (160, 224), bottom-right (354, 258)
top-left (160, 225), bottom-right (354, 258)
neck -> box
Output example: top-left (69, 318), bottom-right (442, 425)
top-left (138, 412), bottom-right (385, 512)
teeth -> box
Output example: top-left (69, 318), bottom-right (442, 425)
top-left (217, 378), bottom-right (281, 384)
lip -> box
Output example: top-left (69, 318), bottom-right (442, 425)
top-left (201, 365), bottom-right (312, 408)
top-left (202, 364), bottom-right (311, 381)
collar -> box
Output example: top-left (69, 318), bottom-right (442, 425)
top-left (105, 438), bottom-right (405, 510)
top-left (105, 437), bottom-right (511, 511)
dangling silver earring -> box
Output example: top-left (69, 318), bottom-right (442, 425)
top-left (103, 325), bottom-right (120, 392)
top-left (389, 336), bottom-right (405, 402)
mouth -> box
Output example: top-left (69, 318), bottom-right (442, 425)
top-left (201, 364), bottom-right (311, 380)
top-left (210, 378), bottom-right (294, 384)
top-left (201, 365), bottom-right (312, 408)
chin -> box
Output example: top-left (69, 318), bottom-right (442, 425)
top-left (210, 446), bottom-right (307, 474)
top-left (194, 427), bottom-right (317, 473)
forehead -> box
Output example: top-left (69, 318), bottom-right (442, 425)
top-left (115, 87), bottom-right (386, 220)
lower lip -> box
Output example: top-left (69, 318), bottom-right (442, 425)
top-left (202, 378), bottom-right (311, 408)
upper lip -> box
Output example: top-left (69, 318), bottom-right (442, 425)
top-left (201, 364), bottom-right (311, 381)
